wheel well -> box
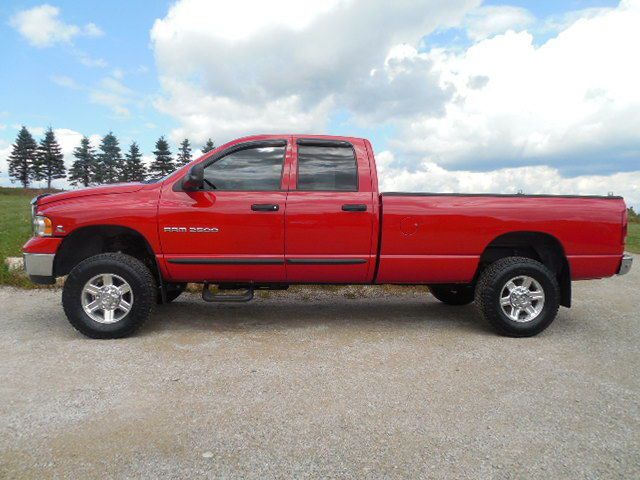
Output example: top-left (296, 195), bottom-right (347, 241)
top-left (54, 225), bottom-right (158, 279)
top-left (478, 231), bottom-right (571, 307)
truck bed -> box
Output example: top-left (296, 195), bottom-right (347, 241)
top-left (376, 193), bottom-right (626, 284)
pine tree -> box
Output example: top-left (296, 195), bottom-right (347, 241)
top-left (94, 132), bottom-right (124, 184)
top-left (34, 127), bottom-right (66, 189)
top-left (120, 142), bottom-right (147, 182)
top-left (149, 136), bottom-right (175, 177)
top-left (177, 138), bottom-right (192, 166)
top-left (201, 138), bottom-right (215, 154)
top-left (7, 126), bottom-right (38, 187)
top-left (68, 136), bottom-right (96, 187)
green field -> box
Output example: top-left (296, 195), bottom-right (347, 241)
top-left (0, 187), bottom-right (59, 287)
top-left (0, 186), bottom-right (638, 287)
top-left (627, 222), bottom-right (640, 254)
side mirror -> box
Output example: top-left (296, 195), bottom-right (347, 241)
top-left (182, 163), bottom-right (204, 191)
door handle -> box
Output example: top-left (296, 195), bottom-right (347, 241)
top-left (342, 204), bottom-right (367, 212)
top-left (251, 203), bottom-right (279, 212)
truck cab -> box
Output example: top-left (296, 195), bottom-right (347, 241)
top-left (157, 135), bottom-right (379, 285)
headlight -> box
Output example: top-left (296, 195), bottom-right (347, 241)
top-left (33, 215), bottom-right (53, 237)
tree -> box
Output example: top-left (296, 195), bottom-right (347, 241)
top-left (68, 136), bottom-right (96, 187)
top-left (149, 136), bottom-right (175, 177)
top-left (201, 138), bottom-right (215, 154)
top-left (34, 127), bottom-right (66, 189)
top-left (7, 126), bottom-right (38, 187)
top-left (94, 132), bottom-right (124, 184)
top-left (120, 142), bottom-right (147, 182)
top-left (176, 138), bottom-right (192, 166)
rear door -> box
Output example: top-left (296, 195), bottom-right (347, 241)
top-left (284, 138), bottom-right (376, 283)
top-left (158, 139), bottom-right (290, 283)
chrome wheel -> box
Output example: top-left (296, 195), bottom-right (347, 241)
top-left (499, 275), bottom-right (545, 323)
top-left (81, 273), bottom-right (133, 324)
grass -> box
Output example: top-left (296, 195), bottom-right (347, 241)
top-left (0, 185), bottom-right (638, 287)
top-left (627, 221), bottom-right (640, 254)
top-left (0, 187), bottom-right (59, 287)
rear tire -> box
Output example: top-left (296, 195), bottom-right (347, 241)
top-left (62, 253), bottom-right (156, 339)
top-left (429, 285), bottom-right (474, 305)
top-left (475, 256), bottom-right (559, 337)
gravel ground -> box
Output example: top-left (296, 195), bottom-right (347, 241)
top-left (0, 257), bottom-right (638, 479)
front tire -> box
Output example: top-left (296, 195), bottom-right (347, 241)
top-left (429, 285), bottom-right (474, 305)
top-left (475, 256), bottom-right (559, 337)
top-left (62, 253), bottom-right (156, 339)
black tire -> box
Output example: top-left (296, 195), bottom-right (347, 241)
top-left (429, 284), bottom-right (475, 305)
top-left (475, 256), bottom-right (559, 337)
top-left (62, 253), bottom-right (156, 339)
top-left (158, 283), bottom-right (186, 304)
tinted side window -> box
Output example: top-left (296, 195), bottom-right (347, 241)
top-left (204, 145), bottom-right (285, 191)
top-left (297, 145), bottom-right (357, 191)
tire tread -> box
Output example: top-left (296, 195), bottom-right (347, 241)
top-left (62, 253), bottom-right (156, 339)
top-left (474, 256), bottom-right (559, 337)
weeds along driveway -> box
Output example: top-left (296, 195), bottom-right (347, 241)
top-left (0, 259), bottom-right (638, 478)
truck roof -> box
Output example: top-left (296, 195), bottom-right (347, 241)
top-left (232, 133), bottom-right (367, 143)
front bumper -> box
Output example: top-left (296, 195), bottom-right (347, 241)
top-left (23, 253), bottom-right (56, 284)
top-left (617, 254), bottom-right (633, 275)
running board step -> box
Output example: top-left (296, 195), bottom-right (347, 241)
top-left (202, 283), bottom-right (254, 302)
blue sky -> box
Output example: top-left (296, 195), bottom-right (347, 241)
top-left (0, 0), bottom-right (638, 205)
top-left (0, 1), bottom-right (173, 150)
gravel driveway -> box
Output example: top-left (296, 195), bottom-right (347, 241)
top-left (1, 257), bottom-right (638, 479)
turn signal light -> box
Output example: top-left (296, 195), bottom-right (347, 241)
top-left (33, 216), bottom-right (53, 237)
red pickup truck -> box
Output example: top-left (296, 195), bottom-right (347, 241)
top-left (23, 134), bottom-right (632, 338)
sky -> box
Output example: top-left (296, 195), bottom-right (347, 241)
top-left (0, 0), bottom-right (638, 207)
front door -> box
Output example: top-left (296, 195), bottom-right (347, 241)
top-left (158, 139), bottom-right (289, 283)
top-left (284, 138), bottom-right (376, 283)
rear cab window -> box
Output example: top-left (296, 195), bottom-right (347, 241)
top-left (296, 143), bottom-right (358, 191)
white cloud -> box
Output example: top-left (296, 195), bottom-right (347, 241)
top-left (50, 75), bottom-right (81, 90)
top-left (51, 73), bottom-right (137, 117)
top-left (146, 0), bottom-right (639, 206)
top-left (9, 4), bottom-right (103, 48)
top-left (154, 78), bottom-right (334, 143)
top-left (89, 94), bottom-right (130, 116)
top-left (340, 44), bottom-right (451, 123)
top-left (89, 76), bottom-right (135, 116)
top-left (154, 0), bottom-right (346, 43)
top-left (151, 0), bottom-right (479, 143)
top-left (150, 0), bottom-right (640, 174)
top-left (83, 22), bottom-right (103, 37)
top-left (377, 150), bottom-right (640, 208)
top-left (0, 140), bottom-right (11, 169)
top-left (540, 7), bottom-right (612, 35)
top-left (28, 127), bottom-right (46, 137)
top-left (0, 142), bottom-right (13, 186)
top-left (142, 154), bottom-right (155, 169)
top-left (75, 51), bottom-right (108, 68)
top-left (395, 0), bottom-right (640, 174)
top-left (98, 77), bottom-right (131, 97)
top-left (463, 5), bottom-right (535, 40)
top-left (52, 128), bottom-right (85, 162)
